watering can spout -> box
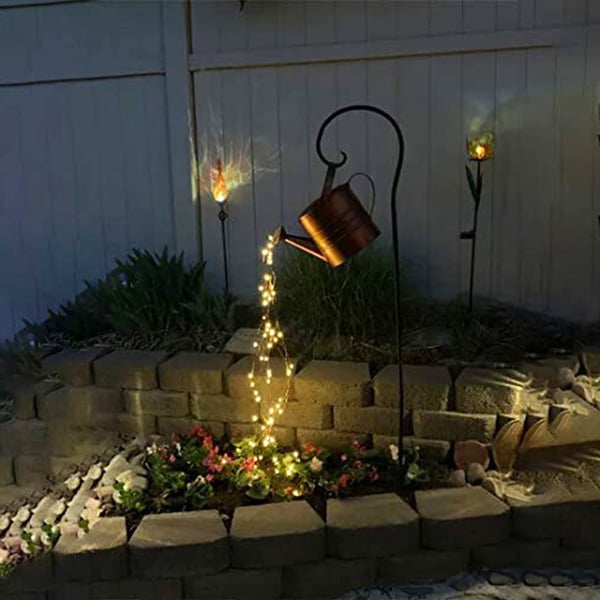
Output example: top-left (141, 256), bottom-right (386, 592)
top-left (273, 227), bottom-right (329, 263)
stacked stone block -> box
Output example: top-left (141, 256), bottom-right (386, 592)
top-left (6, 483), bottom-right (600, 598)
top-left (6, 347), bottom-right (597, 496)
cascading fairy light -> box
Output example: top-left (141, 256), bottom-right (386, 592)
top-left (248, 233), bottom-right (295, 449)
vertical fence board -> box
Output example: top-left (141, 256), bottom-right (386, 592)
top-left (491, 50), bottom-right (528, 306)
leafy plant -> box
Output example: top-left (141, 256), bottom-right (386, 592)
top-left (24, 247), bottom-right (235, 348)
top-left (275, 246), bottom-right (408, 363)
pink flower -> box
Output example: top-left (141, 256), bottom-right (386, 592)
top-left (190, 424), bottom-right (208, 438)
top-left (243, 457), bottom-right (257, 472)
top-left (354, 460), bottom-right (363, 468)
top-left (206, 474), bottom-right (214, 482)
top-left (168, 454), bottom-right (176, 463)
top-left (338, 474), bottom-right (350, 488)
top-left (171, 432), bottom-right (180, 444)
top-left (341, 454), bottom-right (347, 462)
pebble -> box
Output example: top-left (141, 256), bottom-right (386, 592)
top-left (523, 571), bottom-right (547, 586)
top-left (488, 571), bottom-right (516, 585)
top-left (572, 381), bottom-right (594, 404)
top-left (466, 463), bottom-right (486, 485)
top-left (558, 367), bottom-right (576, 389)
top-left (447, 469), bottom-right (466, 487)
top-left (549, 574), bottom-right (574, 586)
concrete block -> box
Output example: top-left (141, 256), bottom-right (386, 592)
top-left (296, 429), bottom-right (370, 451)
top-left (14, 455), bottom-right (50, 486)
top-left (184, 568), bottom-right (281, 600)
top-left (227, 422), bottom-right (295, 447)
top-left (91, 578), bottom-right (182, 599)
top-left (0, 458), bottom-right (14, 485)
top-left (158, 417), bottom-right (225, 439)
top-left (93, 350), bottom-right (168, 390)
top-left (95, 412), bottom-right (157, 436)
top-left (416, 487), bottom-right (510, 550)
top-left (47, 424), bottom-right (121, 458)
top-left (8, 383), bottom-right (36, 419)
top-left (42, 348), bottom-right (108, 386)
top-left (47, 583), bottom-right (92, 600)
top-left (38, 386), bottom-right (123, 423)
top-left (0, 419), bottom-right (49, 456)
top-left (455, 368), bottom-right (529, 414)
top-left (520, 355), bottom-right (580, 386)
top-left (508, 484), bottom-right (600, 543)
top-left (284, 558), bottom-right (376, 599)
top-left (190, 394), bottom-right (255, 423)
top-left (472, 539), bottom-right (559, 569)
top-left (334, 406), bottom-right (403, 436)
top-left (54, 516), bottom-right (127, 581)
top-left (231, 501), bottom-right (325, 568)
top-left (413, 410), bottom-right (496, 442)
top-left (294, 360), bottom-right (371, 407)
top-left (224, 328), bottom-right (261, 355)
top-left (226, 356), bottom-right (294, 401)
top-left (159, 352), bottom-right (233, 394)
top-left (0, 551), bottom-right (53, 593)
top-left (378, 548), bottom-right (469, 585)
top-left (372, 435), bottom-right (450, 462)
top-left (129, 510), bottom-right (228, 578)
top-left (275, 401), bottom-right (332, 430)
top-left (374, 365), bottom-right (450, 411)
top-left (327, 493), bottom-right (419, 558)
top-left (124, 389), bottom-right (189, 417)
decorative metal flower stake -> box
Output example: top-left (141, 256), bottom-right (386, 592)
top-left (461, 133), bottom-right (495, 313)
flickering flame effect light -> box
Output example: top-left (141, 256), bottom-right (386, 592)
top-left (248, 234), bottom-right (294, 451)
top-left (211, 159), bottom-right (229, 204)
top-left (467, 132), bottom-right (495, 161)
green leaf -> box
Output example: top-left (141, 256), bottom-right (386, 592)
top-left (465, 165), bottom-right (478, 202)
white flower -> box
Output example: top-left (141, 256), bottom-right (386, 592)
top-left (0, 514), bottom-right (11, 532)
top-left (64, 474), bottom-right (81, 491)
top-left (389, 444), bottom-right (399, 462)
top-left (50, 499), bottom-right (67, 519)
top-left (309, 457), bottom-right (323, 473)
top-left (14, 506), bottom-right (31, 524)
top-left (86, 464), bottom-right (103, 481)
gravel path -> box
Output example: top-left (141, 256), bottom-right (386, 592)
top-left (340, 571), bottom-right (600, 599)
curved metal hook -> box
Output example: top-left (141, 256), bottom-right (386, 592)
top-left (314, 104), bottom-right (405, 211)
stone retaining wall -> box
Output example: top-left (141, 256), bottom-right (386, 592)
top-left (3, 485), bottom-right (600, 599)
top-left (1, 347), bottom-right (598, 489)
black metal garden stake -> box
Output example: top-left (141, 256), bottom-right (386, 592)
top-left (461, 133), bottom-right (494, 313)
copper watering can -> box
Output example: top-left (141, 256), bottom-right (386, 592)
top-left (275, 164), bottom-right (380, 267)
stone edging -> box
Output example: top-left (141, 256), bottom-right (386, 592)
top-left (3, 484), bottom-right (600, 599)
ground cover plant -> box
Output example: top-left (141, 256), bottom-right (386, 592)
top-left (109, 427), bottom-right (440, 529)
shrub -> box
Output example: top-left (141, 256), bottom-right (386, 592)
top-left (24, 248), bottom-right (235, 349)
top-left (275, 246), bottom-right (408, 362)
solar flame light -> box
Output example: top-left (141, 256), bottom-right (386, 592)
top-left (274, 104), bottom-right (407, 475)
top-left (212, 158), bottom-right (230, 294)
top-left (462, 133), bottom-right (495, 313)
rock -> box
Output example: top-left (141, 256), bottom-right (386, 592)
top-left (488, 571), bottom-right (516, 585)
top-left (466, 463), bottom-right (486, 485)
top-left (557, 367), bottom-right (576, 389)
top-left (572, 381), bottom-right (594, 404)
top-left (550, 574), bottom-right (573, 586)
top-left (482, 477), bottom-right (504, 499)
top-left (454, 440), bottom-right (490, 471)
top-left (447, 470), bottom-right (466, 487)
top-left (492, 419), bottom-right (524, 473)
top-left (523, 572), bottom-right (547, 586)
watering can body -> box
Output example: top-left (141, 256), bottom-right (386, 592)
top-left (278, 165), bottom-right (380, 267)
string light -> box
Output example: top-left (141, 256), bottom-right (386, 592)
top-left (248, 233), bottom-right (295, 455)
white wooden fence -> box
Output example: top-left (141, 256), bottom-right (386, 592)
top-left (1, 0), bottom-right (600, 343)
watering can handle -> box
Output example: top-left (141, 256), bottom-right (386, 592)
top-left (347, 171), bottom-right (376, 216)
